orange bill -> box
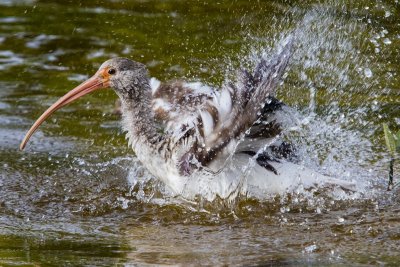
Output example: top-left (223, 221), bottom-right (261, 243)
top-left (20, 69), bottom-right (110, 150)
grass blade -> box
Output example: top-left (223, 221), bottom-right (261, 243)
top-left (383, 123), bottom-right (396, 156)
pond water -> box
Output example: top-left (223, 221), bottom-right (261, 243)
top-left (0, 0), bottom-right (399, 265)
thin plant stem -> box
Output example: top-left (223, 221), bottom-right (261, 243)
top-left (388, 157), bottom-right (394, 191)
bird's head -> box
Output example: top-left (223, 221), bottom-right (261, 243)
top-left (99, 58), bottom-right (149, 98)
top-left (20, 57), bottom-right (148, 150)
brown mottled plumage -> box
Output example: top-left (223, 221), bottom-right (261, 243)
top-left (19, 37), bottom-right (357, 200)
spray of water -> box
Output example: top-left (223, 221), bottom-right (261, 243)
top-left (121, 4), bottom-right (396, 210)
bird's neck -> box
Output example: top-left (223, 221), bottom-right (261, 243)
top-left (120, 90), bottom-right (162, 149)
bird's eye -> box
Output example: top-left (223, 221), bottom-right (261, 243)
top-left (108, 68), bottom-right (116, 75)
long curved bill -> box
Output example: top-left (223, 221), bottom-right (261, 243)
top-left (20, 72), bottom-right (108, 150)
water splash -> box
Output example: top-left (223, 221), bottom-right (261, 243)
top-left (258, 5), bottom-right (391, 197)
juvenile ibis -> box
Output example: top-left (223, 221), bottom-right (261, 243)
top-left (20, 38), bottom-right (355, 200)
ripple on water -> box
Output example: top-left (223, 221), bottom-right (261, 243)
top-left (0, 112), bottom-right (81, 154)
top-left (86, 48), bottom-right (118, 60)
top-left (0, 0), bottom-right (36, 6)
top-left (68, 74), bottom-right (89, 82)
top-left (0, 50), bottom-right (24, 70)
top-left (25, 34), bottom-right (58, 49)
top-left (0, 17), bottom-right (26, 23)
top-left (0, 102), bottom-right (11, 110)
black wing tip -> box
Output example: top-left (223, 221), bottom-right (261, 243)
top-left (253, 34), bottom-right (295, 86)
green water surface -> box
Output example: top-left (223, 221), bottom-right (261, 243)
top-left (0, 0), bottom-right (400, 266)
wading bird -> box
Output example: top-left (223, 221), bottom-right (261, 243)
top-left (20, 38), bottom-right (355, 200)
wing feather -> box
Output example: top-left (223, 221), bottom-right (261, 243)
top-left (150, 37), bottom-right (294, 175)
top-left (202, 38), bottom-right (293, 168)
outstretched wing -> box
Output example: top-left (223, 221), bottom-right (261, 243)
top-left (151, 38), bottom-right (294, 175)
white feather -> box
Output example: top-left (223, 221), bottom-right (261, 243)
top-left (216, 88), bottom-right (232, 120)
top-left (183, 82), bottom-right (214, 94)
top-left (199, 110), bottom-right (214, 139)
top-left (144, 152), bottom-right (357, 201)
top-left (150, 77), bottom-right (161, 94)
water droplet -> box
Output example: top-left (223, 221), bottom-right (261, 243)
top-left (117, 197), bottom-right (129, 209)
top-left (383, 38), bottom-right (392, 45)
top-left (369, 38), bottom-right (379, 47)
top-left (304, 244), bottom-right (317, 253)
top-left (364, 68), bottom-right (372, 78)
